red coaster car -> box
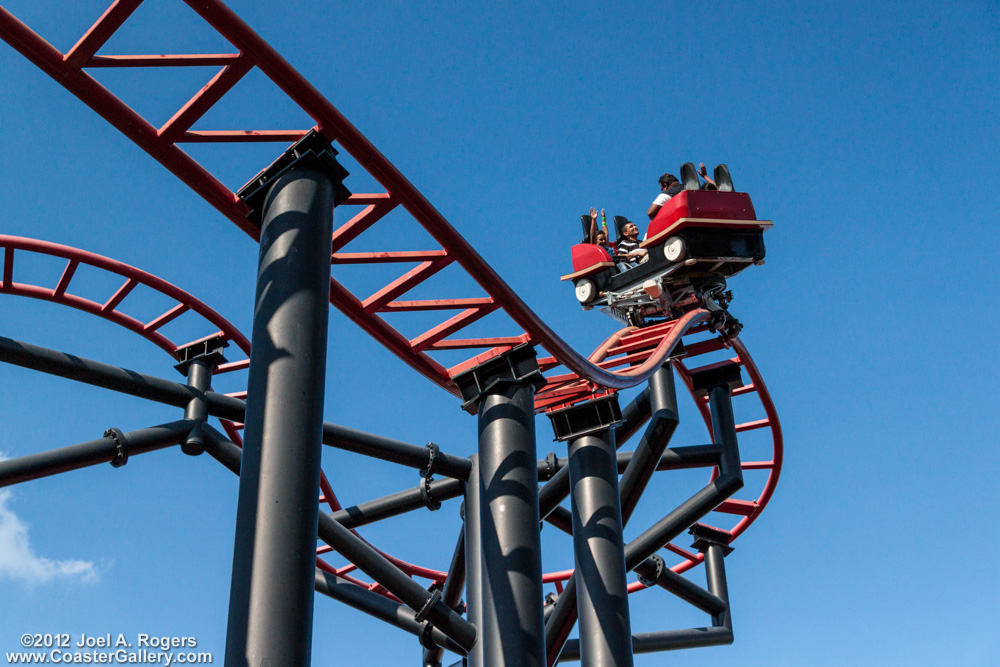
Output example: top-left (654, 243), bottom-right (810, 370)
top-left (561, 190), bottom-right (771, 328)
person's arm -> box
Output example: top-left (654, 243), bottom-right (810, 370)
top-left (648, 193), bottom-right (669, 220)
top-left (699, 163), bottom-right (716, 188)
top-left (588, 207), bottom-right (598, 243)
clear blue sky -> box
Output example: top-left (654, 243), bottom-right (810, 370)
top-left (1, 0), bottom-right (998, 665)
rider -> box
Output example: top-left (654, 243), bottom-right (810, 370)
top-left (615, 219), bottom-right (647, 271)
top-left (647, 173), bottom-right (683, 220)
top-left (585, 207), bottom-right (616, 258)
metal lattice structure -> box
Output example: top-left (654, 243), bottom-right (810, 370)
top-left (0, 2), bottom-right (783, 666)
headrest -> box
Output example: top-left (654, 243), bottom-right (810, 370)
top-left (613, 216), bottom-right (632, 240)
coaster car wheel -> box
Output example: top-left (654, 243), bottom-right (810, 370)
top-left (664, 236), bottom-right (686, 262)
top-left (574, 278), bottom-right (597, 304)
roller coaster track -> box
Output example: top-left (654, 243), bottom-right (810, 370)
top-left (0, 2), bottom-right (784, 659)
top-left (0, 0), bottom-right (715, 398)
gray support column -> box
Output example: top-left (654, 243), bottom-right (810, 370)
top-left (175, 338), bottom-right (228, 457)
top-left (476, 381), bottom-right (546, 666)
top-left (223, 164), bottom-right (337, 667)
top-left (425, 527), bottom-right (468, 666)
top-left (464, 456), bottom-right (485, 667)
top-left (456, 345), bottom-right (546, 667)
top-left (180, 357), bottom-right (211, 456)
top-left (567, 427), bottom-right (633, 667)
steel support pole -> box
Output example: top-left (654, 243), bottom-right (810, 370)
top-left (704, 543), bottom-right (732, 631)
top-left (181, 358), bottom-right (212, 456)
top-left (465, 455), bottom-right (485, 667)
top-left (567, 427), bottom-right (633, 667)
top-left (223, 166), bottom-right (336, 667)
top-left (465, 379), bottom-right (546, 667)
top-left (618, 365), bottom-right (678, 525)
top-left (424, 527), bottom-right (468, 667)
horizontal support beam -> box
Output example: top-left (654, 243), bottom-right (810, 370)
top-left (557, 627), bottom-right (733, 661)
top-left (0, 335), bottom-right (471, 480)
top-left (0, 420), bottom-right (194, 487)
top-left (535, 444), bottom-right (724, 480)
top-left (321, 424), bottom-right (471, 480)
top-left (329, 478), bottom-right (464, 529)
top-left (86, 53), bottom-right (243, 67)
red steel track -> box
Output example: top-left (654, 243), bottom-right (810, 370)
top-left (1, 0), bottom-right (718, 396)
top-left (0, 234), bottom-right (250, 364)
top-left (0, 0), bottom-right (782, 587)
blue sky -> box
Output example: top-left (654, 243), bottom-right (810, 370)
top-left (0, 0), bottom-right (998, 665)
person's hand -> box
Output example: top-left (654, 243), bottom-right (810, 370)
top-left (589, 207), bottom-right (598, 220)
top-left (600, 208), bottom-right (605, 218)
top-left (699, 163), bottom-right (708, 176)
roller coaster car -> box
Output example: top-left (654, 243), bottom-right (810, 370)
top-left (561, 190), bottom-right (772, 330)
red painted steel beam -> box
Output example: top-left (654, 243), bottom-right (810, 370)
top-left (176, 130), bottom-right (309, 143)
top-left (331, 195), bottom-right (396, 252)
top-left (331, 250), bottom-right (449, 265)
top-left (86, 53), bottom-right (242, 67)
top-left (411, 302), bottom-right (499, 353)
top-left (327, 277), bottom-right (455, 392)
top-left (362, 257), bottom-right (453, 314)
top-left (0, 235), bottom-right (250, 355)
top-left (379, 298), bottom-right (495, 312)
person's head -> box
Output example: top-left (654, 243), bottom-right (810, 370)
top-left (622, 221), bottom-right (639, 239)
top-left (596, 231), bottom-right (608, 245)
top-left (659, 173), bottom-right (679, 190)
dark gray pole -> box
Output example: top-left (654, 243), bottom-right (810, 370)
top-left (618, 365), bottom-right (678, 525)
top-left (472, 381), bottom-right (547, 666)
top-left (425, 527), bottom-right (468, 667)
top-left (456, 346), bottom-right (547, 667)
top-left (567, 427), bottom-right (633, 667)
top-left (464, 455), bottom-right (485, 667)
top-left (223, 164), bottom-right (336, 667)
top-left (180, 358), bottom-right (211, 456)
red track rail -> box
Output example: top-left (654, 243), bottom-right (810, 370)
top-left (0, 0), bottom-right (711, 397)
top-left (0, 234), bottom-right (249, 365)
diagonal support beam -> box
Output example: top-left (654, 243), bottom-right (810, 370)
top-left (159, 55), bottom-right (255, 144)
top-left (64, 0), bottom-right (144, 68)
